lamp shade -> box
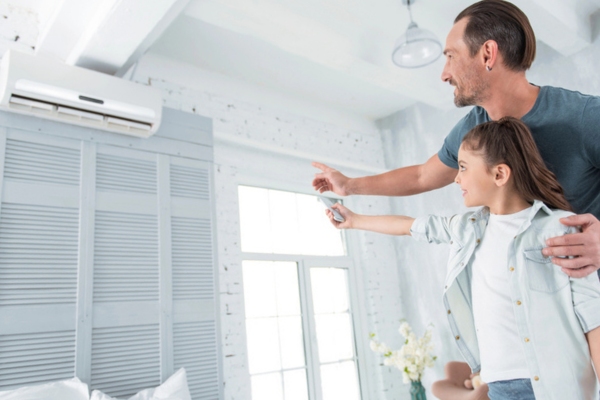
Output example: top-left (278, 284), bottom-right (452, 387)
top-left (392, 21), bottom-right (442, 68)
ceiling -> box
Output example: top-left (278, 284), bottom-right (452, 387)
top-left (2, 0), bottom-right (600, 120)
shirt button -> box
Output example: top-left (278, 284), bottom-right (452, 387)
top-left (460, 262), bottom-right (464, 266)
top-left (476, 239), bottom-right (481, 244)
top-left (509, 266), bottom-right (515, 272)
top-left (534, 376), bottom-right (539, 381)
top-left (524, 337), bottom-right (530, 343)
top-left (516, 300), bottom-right (522, 305)
top-left (445, 285), bottom-right (448, 289)
top-left (447, 310), bottom-right (451, 314)
top-left (455, 335), bottom-right (460, 340)
top-left (470, 218), bottom-right (476, 222)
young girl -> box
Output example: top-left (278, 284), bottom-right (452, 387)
top-left (327, 117), bottom-right (600, 399)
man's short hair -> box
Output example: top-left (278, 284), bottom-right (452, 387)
top-left (455, 0), bottom-right (536, 71)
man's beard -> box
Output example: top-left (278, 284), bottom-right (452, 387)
top-left (452, 75), bottom-right (489, 107)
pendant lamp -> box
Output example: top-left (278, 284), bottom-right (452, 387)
top-left (392, 0), bottom-right (442, 68)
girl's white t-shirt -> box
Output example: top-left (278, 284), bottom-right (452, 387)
top-left (471, 206), bottom-right (531, 383)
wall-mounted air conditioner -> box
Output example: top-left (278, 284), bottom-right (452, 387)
top-left (0, 50), bottom-right (162, 138)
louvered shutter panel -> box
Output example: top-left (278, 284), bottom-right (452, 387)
top-left (89, 145), bottom-right (162, 397)
top-left (0, 129), bottom-right (80, 389)
top-left (0, 108), bottom-right (222, 399)
top-left (170, 158), bottom-right (219, 399)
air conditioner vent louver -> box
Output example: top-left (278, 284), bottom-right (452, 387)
top-left (0, 50), bottom-right (161, 138)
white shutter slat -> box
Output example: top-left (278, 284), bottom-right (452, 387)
top-left (173, 321), bottom-right (219, 400)
top-left (0, 330), bottom-right (76, 390)
top-left (172, 216), bottom-right (214, 301)
top-left (4, 139), bottom-right (79, 186)
top-left (97, 153), bottom-right (156, 195)
top-left (91, 325), bottom-right (160, 399)
top-left (0, 203), bottom-right (78, 307)
top-left (94, 210), bottom-right (158, 303)
top-left (170, 165), bottom-right (209, 199)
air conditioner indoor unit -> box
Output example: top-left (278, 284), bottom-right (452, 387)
top-left (0, 50), bottom-right (162, 138)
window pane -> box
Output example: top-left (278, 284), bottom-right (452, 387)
top-left (252, 372), bottom-right (283, 400)
top-left (243, 261), bottom-right (277, 318)
top-left (315, 313), bottom-right (354, 363)
top-left (284, 369), bottom-right (309, 400)
top-left (279, 316), bottom-right (305, 369)
top-left (269, 190), bottom-right (301, 254)
top-left (238, 186), bottom-right (345, 255)
top-left (243, 261), bottom-right (310, 400)
top-left (275, 262), bottom-right (301, 316)
top-left (239, 186), bottom-right (273, 253)
top-left (321, 361), bottom-right (361, 400)
top-left (310, 268), bottom-right (349, 314)
top-left (246, 318), bottom-right (281, 374)
top-left (243, 261), bottom-right (300, 318)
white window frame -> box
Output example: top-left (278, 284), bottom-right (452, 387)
top-left (237, 177), bottom-right (372, 400)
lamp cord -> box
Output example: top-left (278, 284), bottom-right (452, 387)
top-left (407, 0), bottom-right (414, 24)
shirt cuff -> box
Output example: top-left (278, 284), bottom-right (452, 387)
top-left (410, 216), bottom-right (430, 242)
top-left (574, 295), bottom-right (600, 333)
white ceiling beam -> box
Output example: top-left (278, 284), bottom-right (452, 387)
top-left (36, 0), bottom-right (190, 75)
top-left (35, 0), bottom-right (120, 63)
top-left (184, 0), bottom-right (451, 108)
top-left (517, 0), bottom-right (591, 57)
top-left (72, 0), bottom-right (191, 76)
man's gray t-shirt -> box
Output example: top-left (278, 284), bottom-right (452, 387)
top-left (438, 85), bottom-right (600, 220)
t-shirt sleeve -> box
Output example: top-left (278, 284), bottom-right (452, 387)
top-left (581, 96), bottom-right (600, 169)
top-left (438, 115), bottom-right (472, 169)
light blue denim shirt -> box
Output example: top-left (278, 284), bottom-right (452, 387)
top-left (410, 200), bottom-right (600, 400)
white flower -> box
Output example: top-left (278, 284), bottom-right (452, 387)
top-left (370, 322), bottom-right (436, 384)
top-left (370, 339), bottom-right (391, 355)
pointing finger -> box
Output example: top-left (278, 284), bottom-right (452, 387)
top-left (312, 161), bottom-right (331, 172)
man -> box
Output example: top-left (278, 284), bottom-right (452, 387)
top-left (312, 0), bottom-right (600, 278)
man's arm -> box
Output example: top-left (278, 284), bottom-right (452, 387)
top-left (543, 214), bottom-right (600, 278)
top-left (312, 154), bottom-right (457, 197)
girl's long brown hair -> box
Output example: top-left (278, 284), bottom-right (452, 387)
top-left (462, 117), bottom-right (572, 211)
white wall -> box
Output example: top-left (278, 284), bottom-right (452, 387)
top-left (133, 53), bottom-right (410, 400)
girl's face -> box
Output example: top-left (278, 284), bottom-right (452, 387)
top-left (455, 145), bottom-right (497, 208)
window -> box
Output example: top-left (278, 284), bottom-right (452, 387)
top-left (239, 186), bottom-right (362, 400)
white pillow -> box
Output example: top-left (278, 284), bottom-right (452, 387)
top-left (90, 368), bottom-right (191, 400)
top-left (151, 368), bottom-right (191, 400)
top-left (0, 377), bottom-right (89, 400)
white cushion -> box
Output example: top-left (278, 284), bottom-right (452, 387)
top-left (90, 368), bottom-right (191, 400)
top-left (0, 377), bottom-right (89, 400)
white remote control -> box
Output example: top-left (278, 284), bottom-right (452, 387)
top-left (318, 197), bottom-right (345, 222)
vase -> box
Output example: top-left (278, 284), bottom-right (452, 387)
top-left (410, 380), bottom-right (426, 400)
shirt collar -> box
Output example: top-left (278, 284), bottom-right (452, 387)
top-left (472, 200), bottom-right (552, 223)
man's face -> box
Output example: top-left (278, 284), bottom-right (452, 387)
top-left (441, 18), bottom-right (489, 107)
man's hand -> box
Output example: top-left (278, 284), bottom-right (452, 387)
top-left (543, 214), bottom-right (600, 278)
top-left (312, 162), bottom-right (351, 196)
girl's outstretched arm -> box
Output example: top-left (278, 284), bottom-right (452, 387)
top-left (326, 203), bottom-right (414, 236)
top-left (586, 327), bottom-right (600, 381)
